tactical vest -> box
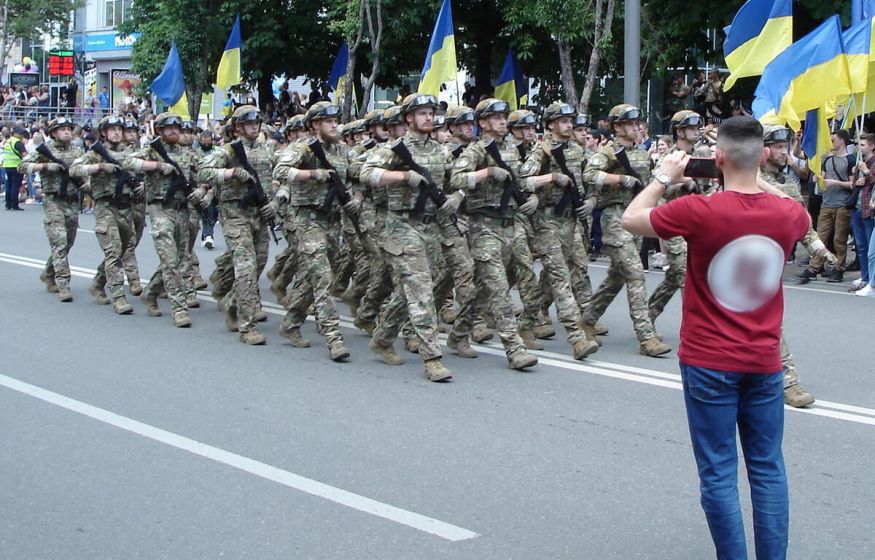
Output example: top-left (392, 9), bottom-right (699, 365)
top-left (38, 143), bottom-right (83, 195)
top-left (145, 142), bottom-right (198, 203)
top-left (531, 139), bottom-right (586, 208)
top-left (221, 140), bottom-right (275, 202)
top-left (465, 139), bottom-right (523, 212)
top-left (387, 135), bottom-right (447, 213)
top-left (598, 145), bottom-right (652, 208)
top-left (289, 142), bottom-right (349, 209)
top-left (91, 144), bottom-right (131, 200)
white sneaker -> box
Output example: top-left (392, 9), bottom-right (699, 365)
top-left (852, 278), bottom-right (864, 289)
top-left (856, 283), bottom-right (875, 296)
top-left (202, 235), bottom-right (214, 250)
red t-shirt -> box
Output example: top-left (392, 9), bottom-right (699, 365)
top-left (650, 191), bottom-right (809, 373)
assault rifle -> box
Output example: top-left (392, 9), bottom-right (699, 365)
top-left (482, 138), bottom-right (536, 227)
top-left (149, 138), bottom-right (191, 202)
top-left (90, 141), bottom-right (139, 201)
top-left (550, 142), bottom-right (587, 215)
top-left (229, 140), bottom-right (279, 244)
top-left (306, 138), bottom-right (364, 242)
top-left (614, 146), bottom-right (645, 195)
top-left (36, 143), bottom-right (84, 198)
top-left (389, 138), bottom-right (461, 235)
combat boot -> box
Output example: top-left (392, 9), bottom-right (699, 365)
top-left (112, 296), bottom-right (134, 315)
top-left (225, 308), bottom-right (239, 332)
top-left (405, 337), bottom-right (420, 354)
top-left (328, 340), bottom-right (350, 362)
top-left (40, 271), bottom-right (58, 292)
top-left (89, 284), bottom-right (110, 305)
top-left (186, 294), bottom-right (200, 308)
top-left (254, 307), bottom-right (268, 322)
top-left (141, 294), bottom-right (162, 317)
top-left (572, 339), bottom-right (599, 360)
top-left (173, 310), bottom-right (192, 328)
top-left (58, 286), bottom-right (73, 302)
top-left (278, 327), bottom-right (311, 348)
top-left (471, 323), bottom-right (494, 343)
top-left (447, 334), bottom-right (477, 358)
top-left (128, 280), bottom-right (143, 296)
top-left (340, 289), bottom-right (360, 317)
top-left (581, 322), bottom-right (602, 346)
top-left (482, 312), bottom-right (496, 329)
top-left (440, 305), bottom-right (458, 324)
top-left (354, 316), bottom-right (376, 336)
top-left (368, 338), bottom-right (403, 365)
top-left (594, 322), bottom-right (609, 336)
top-left (519, 329), bottom-right (545, 350)
top-left (193, 275), bottom-right (208, 290)
top-left (423, 358), bottom-right (452, 382)
top-left (508, 349), bottom-right (538, 370)
top-left (240, 329), bottom-right (267, 345)
top-left (639, 337), bottom-right (672, 357)
top-left (532, 322), bottom-right (556, 340)
top-left (784, 384), bottom-right (815, 408)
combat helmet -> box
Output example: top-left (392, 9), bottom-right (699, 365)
top-left (232, 105), bottom-right (262, 126)
top-left (445, 104), bottom-right (474, 126)
top-left (607, 103), bottom-right (643, 125)
top-left (154, 112), bottom-right (184, 129)
top-left (473, 98), bottom-right (511, 121)
top-left (670, 110), bottom-right (703, 133)
top-left (98, 114), bottom-right (125, 131)
top-left (383, 105), bottom-right (404, 126)
top-left (305, 101), bottom-right (341, 126)
top-left (762, 124), bottom-right (792, 145)
top-left (47, 116), bottom-right (75, 133)
top-left (542, 102), bottom-right (577, 123)
top-left (401, 93), bottom-right (439, 117)
top-left (507, 109), bottom-right (537, 128)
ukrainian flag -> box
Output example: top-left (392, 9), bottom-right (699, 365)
top-left (328, 42), bottom-right (357, 113)
top-left (722, 0), bottom-right (792, 91)
top-left (150, 42), bottom-right (190, 119)
top-left (841, 17), bottom-right (875, 126)
top-left (418, 0), bottom-right (457, 97)
top-left (752, 15), bottom-right (851, 131)
top-left (801, 106), bottom-right (831, 188)
top-left (216, 15), bottom-right (242, 89)
top-left (494, 50), bottom-right (527, 111)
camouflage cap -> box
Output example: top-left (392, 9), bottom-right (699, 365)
top-left (608, 103), bottom-right (643, 124)
top-left (507, 109), bottom-right (537, 128)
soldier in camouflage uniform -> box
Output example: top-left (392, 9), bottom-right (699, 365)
top-left (449, 98), bottom-right (538, 369)
top-left (518, 102), bottom-right (599, 360)
top-left (180, 120), bottom-right (208, 293)
top-left (581, 104), bottom-right (672, 356)
top-left (124, 112), bottom-right (200, 328)
top-left (353, 106), bottom-right (405, 335)
top-left (759, 124), bottom-right (828, 408)
top-left (20, 116), bottom-right (85, 302)
top-left (431, 114), bottom-right (451, 144)
top-left (196, 105), bottom-right (277, 345)
top-left (273, 102), bottom-right (353, 361)
top-left (361, 93), bottom-right (454, 382)
top-left (120, 119), bottom-right (144, 296)
top-left (69, 115), bottom-right (138, 314)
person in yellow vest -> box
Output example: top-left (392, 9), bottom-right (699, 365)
top-left (4, 126), bottom-right (27, 211)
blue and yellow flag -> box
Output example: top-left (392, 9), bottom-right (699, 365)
top-left (841, 17), bottom-right (875, 127)
top-left (852, 0), bottom-right (875, 24)
top-left (494, 50), bottom-right (527, 111)
top-left (722, 0), bottom-right (792, 91)
top-left (752, 15), bottom-right (851, 130)
top-left (150, 42), bottom-right (190, 119)
top-left (216, 15), bottom-right (242, 89)
top-left (418, 0), bottom-right (457, 96)
top-left (328, 42), bottom-right (357, 113)
top-left (801, 106), bottom-right (831, 188)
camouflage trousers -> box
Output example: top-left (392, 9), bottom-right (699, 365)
top-left (530, 209), bottom-right (587, 346)
top-left (338, 212), bottom-right (372, 300)
top-left (281, 211), bottom-right (343, 345)
top-left (372, 213), bottom-right (443, 361)
top-left (211, 249), bottom-right (235, 300)
top-left (434, 219), bottom-right (475, 340)
top-left (42, 195), bottom-right (79, 290)
top-left (187, 203), bottom-right (202, 282)
top-left (92, 200), bottom-right (134, 300)
top-left (648, 235), bottom-right (686, 322)
top-left (582, 205), bottom-right (657, 342)
top-left (469, 215), bottom-right (526, 357)
top-left (222, 205), bottom-right (269, 333)
top-left (268, 217), bottom-right (300, 301)
top-left (781, 334), bottom-right (800, 389)
top-left (509, 214), bottom-right (549, 331)
top-left (145, 202), bottom-right (193, 315)
top-left (122, 200), bottom-right (144, 286)
top-left (539, 219), bottom-right (593, 315)
top-left (356, 205), bottom-right (394, 326)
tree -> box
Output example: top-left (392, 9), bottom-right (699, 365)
top-left (0, 0), bottom-right (79, 76)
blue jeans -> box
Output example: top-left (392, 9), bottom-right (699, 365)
top-left (850, 209), bottom-right (875, 282)
top-left (680, 363), bottom-right (789, 560)
top-left (4, 168), bottom-right (22, 209)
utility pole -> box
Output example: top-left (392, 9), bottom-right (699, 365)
top-left (624, 0), bottom-right (640, 106)
top-left (0, 0), bottom-right (9, 82)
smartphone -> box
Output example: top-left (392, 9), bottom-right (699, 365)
top-left (684, 157), bottom-right (720, 179)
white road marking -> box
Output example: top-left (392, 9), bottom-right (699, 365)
top-left (2, 251), bottom-right (874, 427)
top-left (0, 373), bottom-right (479, 542)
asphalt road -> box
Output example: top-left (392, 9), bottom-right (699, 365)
top-left (1, 204), bottom-right (873, 559)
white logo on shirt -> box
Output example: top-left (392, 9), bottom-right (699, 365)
top-left (706, 234), bottom-right (785, 313)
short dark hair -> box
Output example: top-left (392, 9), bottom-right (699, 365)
top-left (718, 116), bottom-right (763, 143)
top-left (832, 129), bottom-right (851, 146)
top-left (717, 116), bottom-right (765, 169)
top-left (860, 132), bottom-right (875, 146)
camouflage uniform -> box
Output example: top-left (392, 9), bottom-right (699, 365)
top-left (19, 129), bottom-right (84, 298)
top-left (198, 135), bottom-right (276, 338)
top-left (118, 137), bottom-right (144, 292)
top-left (268, 132), bottom-right (305, 303)
top-left (338, 135), bottom-right (376, 309)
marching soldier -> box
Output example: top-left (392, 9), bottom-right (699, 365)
top-left (20, 116), bottom-right (85, 302)
top-left (197, 105), bottom-right (278, 345)
top-left (518, 102), bottom-right (599, 360)
top-left (273, 101), bottom-right (353, 361)
top-left (120, 119), bottom-right (144, 296)
top-left (360, 93), bottom-right (454, 381)
top-left (124, 112), bottom-right (200, 328)
top-left (69, 115), bottom-right (139, 315)
top-left (581, 104), bottom-right (672, 356)
top-left (449, 98), bottom-right (538, 370)
top-left (180, 120), bottom-right (208, 293)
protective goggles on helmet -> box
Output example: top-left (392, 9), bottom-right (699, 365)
top-left (100, 116), bottom-right (125, 129)
top-left (181, 121), bottom-right (195, 130)
top-left (433, 114), bottom-right (447, 128)
top-left (573, 114), bottom-right (590, 128)
top-left (547, 104), bottom-right (577, 120)
top-left (510, 114), bottom-right (537, 127)
top-left (615, 108), bottom-right (643, 122)
top-left (676, 114), bottom-right (703, 129)
top-left (50, 117), bottom-right (74, 129)
top-left (311, 104), bottom-right (341, 120)
top-left (478, 100), bottom-right (510, 116)
top-left (124, 119), bottom-right (138, 130)
top-left (406, 94), bottom-right (439, 111)
top-left (453, 111), bottom-right (475, 124)
top-left (236, 110), bottom-right (263, 123)
top-left (157, 116), bottom-right (184, 128)
top-left (764, 127), bottom-right (792, 144)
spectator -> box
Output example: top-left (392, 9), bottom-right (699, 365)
top-left (98, 86), bottom-right (110, 113)
top-left (222, 93), bottom-right (234, 118)
top-left (37, 85), bottom-right (50, 118)
top-left (64, 78), bottom-right (78, 111)
top-left (797, 129), bottom-right (855, 283)
top-left (622, 116), bottom-right (809, 560)
top-left (289, 91), bottom-right (305, 116)
top-left (3, 127), bottom-right (27, 210)
top-left (638, 121), bottom-right (654, 151)
top-left (307, 81), bottom-right (321, 107)
top-left (849, 133), bottom-right (875, 293)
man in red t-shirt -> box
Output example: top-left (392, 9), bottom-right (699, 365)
top-left (622, 116), bottom-right (809, 560)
